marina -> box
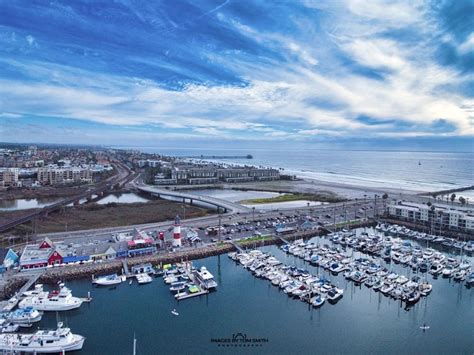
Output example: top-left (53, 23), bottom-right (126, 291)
top-left (0, 225), bottom-right (468, 353)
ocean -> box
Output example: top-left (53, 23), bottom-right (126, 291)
top-left (119, 147), bottom-right (474, 197)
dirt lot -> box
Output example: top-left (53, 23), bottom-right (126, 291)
top-left (0, 185), bottom-right (89, 200)
top-left (1, 200), bottom-right (212, 236)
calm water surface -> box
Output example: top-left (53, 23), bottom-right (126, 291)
top-left (38, 228), bottom-right (473, 354)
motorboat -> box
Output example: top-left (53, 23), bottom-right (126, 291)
top-left (311, 294), bottom-right (325, 307)
top-left (442, 266), bottom-right (455, 278)
top-left (136, 273), bottom-right (153, 285)
top-left (453, 269), bottom-right (467, 281)
top-left (0, 321), bottom-right (20, 333)
top-left (2, 307), bottom-right (43, 325)
top-left (92, 274), bottom-right (124, 286)
top-left (19, 284), bottom-right (83, 312)
top-left (429, 263), bottom-right (443, 275)
top-left (0, 322), bottom-right (85, 352)
top-left (326, 287), bottom-right (343, 302)
top-left (466, 272), bottom-right (474, 286)
top-left (194, 266), bottom-right (218, 290)
top-left (170, 281), bottom-right (188, 293)
top-left (171, 309), bottom-right (179, 316)
top-left (405, 290), bottom-right (421, 304)
top-left (380, 282), bottom-right (395, 295)
top-left (418, 282), bottom-right (432, 296)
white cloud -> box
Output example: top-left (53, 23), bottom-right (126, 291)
top-left (458, 33), bottom-right (474, 55)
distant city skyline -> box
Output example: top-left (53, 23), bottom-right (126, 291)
top-left (0, 0), bottom-right (473, 150)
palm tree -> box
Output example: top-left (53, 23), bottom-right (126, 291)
top-left (429, 205), bottom-right (436, 234)
top-left (459, 196), bottom-right (466, 205)
top-left (450, 193), bottom-right (456, 204)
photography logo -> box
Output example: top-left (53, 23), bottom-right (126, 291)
top-left (211, 332), bottom-right (269, 348)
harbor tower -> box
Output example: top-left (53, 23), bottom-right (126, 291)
top-left (173, 215), bottom-right (182, 247)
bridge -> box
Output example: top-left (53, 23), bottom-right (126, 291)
top-left (0, 162), bottom-right (134, 233)
top-left (136, 185), bottom-right (252, 214)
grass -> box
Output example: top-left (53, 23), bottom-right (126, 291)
top-left (239, 193), bottom-right (345, 204)
top-left (3, 200), bottom-right (212, 236)
top-left (237, 235), bottom-right (273, 245)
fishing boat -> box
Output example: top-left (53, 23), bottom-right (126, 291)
top-left (0, 322), bottom-right (84, 352)
top-left (19, 284), bottom-right (83, 312)
top-left (2, 307), bottom-right (43, 325)
top-left (92, 274), bottom-right (124, 286)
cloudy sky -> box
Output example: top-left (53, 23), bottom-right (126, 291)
top-left (0, 0), bottom-right (473, 150)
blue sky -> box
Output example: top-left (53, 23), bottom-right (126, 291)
top-left (0, 0), bottom-right (473, 150)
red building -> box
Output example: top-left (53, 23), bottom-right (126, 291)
top-left (47, 249), bottom-right (63, 266)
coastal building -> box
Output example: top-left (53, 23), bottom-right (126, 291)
top-left (90, 246), bottom-right (117, 262)
top-left (161, 165), bottom-right (280, 185)
top-left (19, 238), bottom-right (55, 270)
top-left (37, 166), bottom-right (92, 185)
top-left (127, 229), bottom-right (157, 257)
top-left (388, 201), bottom-right (474, 233)
top-left (0, 248), bottom-right (19, 273)
top-left (0, 168), bottom-right (20, 187)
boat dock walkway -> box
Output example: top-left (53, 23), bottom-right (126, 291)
top-left (277, 236), bottom-right (289, 244)
top-left (122, 259), bottom-right (131, 278)
top-left (0, 271), bottom-right (44, 311)
top-left (229, 241), bottom-right (244, 253)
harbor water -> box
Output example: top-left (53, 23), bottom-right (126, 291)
top-left (38, 228), bottom-right (473, 354)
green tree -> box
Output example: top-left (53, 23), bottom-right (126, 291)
top-left (459, 196), bottom-right (466, 205)
top-left (450, 193), bottom-right (456, 204)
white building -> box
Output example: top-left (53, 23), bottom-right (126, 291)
top-left (388, 201), bottom-right (474, 232)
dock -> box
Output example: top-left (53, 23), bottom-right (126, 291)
top-left (1, 271), bottom-right (44, 312)
top-left (122, 259), bottom-right (131, 278)
top-left (229, 241), bottom-right (244, 253)
top-left (175, 262), bottom-right (210, 301)
top-left (276, 236), bottom-right (289, 244)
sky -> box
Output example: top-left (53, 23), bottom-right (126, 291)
top-left (0, 0), bottom-right (473, 151)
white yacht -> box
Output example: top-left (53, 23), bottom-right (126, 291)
top-left (136, 273), bottom-right (153, 285)
top-left (19, 284), bottom-right (83, 311)
top-left (194, 266), bottom-right (218, 290)
top-left (0, 322), bottom-right (85, 353)
top-left (92, 273), bottom-right (125, 286)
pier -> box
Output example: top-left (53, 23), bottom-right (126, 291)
top-left (122, 259), bottom-right (131, 278)
top-left (0, 271), bottom-right (43, 311)
top-left (184, 154), bottom-right (253, 160)
top-left (229, 240), bottom-right (244, 253)
top-left (276, 236), bottom-right (289, 244)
